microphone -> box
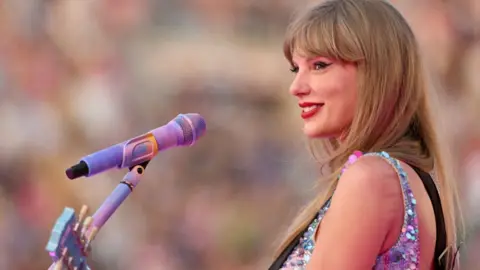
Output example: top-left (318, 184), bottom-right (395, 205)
top-left (65, 113), bottom-right (206, 180)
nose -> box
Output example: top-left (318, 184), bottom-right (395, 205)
top-left (289, 74), bottom-right (311, 97)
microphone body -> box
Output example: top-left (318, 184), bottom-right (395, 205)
top-left (66, 113), bottom-right (206, 179)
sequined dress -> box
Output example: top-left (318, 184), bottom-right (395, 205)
top-left (280, 151), bottom-right (420, 270)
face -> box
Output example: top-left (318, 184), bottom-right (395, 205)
top-left (289, 52), bottom-right (358, 138)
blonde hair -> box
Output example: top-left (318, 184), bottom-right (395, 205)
top-left (277, 0), bottom-right (462, 268)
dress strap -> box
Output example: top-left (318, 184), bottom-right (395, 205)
top-left (362, 151), bottom-right (420, 265)
top-left (363, 151), bottom-right (418, 225)
top-left (340, 151), bottom-right (420, 265)
top-left (410, 166), bottom-right (449, 269)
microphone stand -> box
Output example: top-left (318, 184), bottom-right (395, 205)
top-left (47, 161), bottom-right (150, 270)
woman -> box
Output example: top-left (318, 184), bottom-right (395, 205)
top-left (269, 0), bottom-right (462, 269)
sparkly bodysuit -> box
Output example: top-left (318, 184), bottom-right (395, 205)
top-left (280, 151), bottom-right (420, 270)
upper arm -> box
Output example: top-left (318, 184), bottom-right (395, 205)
top-left (306, 156), bottom-right (404, 270)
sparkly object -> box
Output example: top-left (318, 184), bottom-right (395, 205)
top-left (280, 151), bottom-right (420, 269)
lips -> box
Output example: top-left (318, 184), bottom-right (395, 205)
top-left (299, 102), bottom-right (324, 119)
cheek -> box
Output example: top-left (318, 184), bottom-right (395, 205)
top-left (321, 81), bottom-right (355, 108)
top-left (324, 77), bottom-right (357, 123)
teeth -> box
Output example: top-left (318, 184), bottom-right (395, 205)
top-left (302, 105), bottom-right (318, 112)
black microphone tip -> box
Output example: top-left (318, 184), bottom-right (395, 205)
top-left (65, 161), bottom-right (89, 180)
top-left (65, 167), bottom-right (74, 179)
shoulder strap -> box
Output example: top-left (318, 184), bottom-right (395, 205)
top-left (268, 198), bottom-right (331, 270)
top-left (268, 213), bottom-right (318, 270)
top-left (267, 232), bottom-right (302, 270)
top-left (411, 166), bottom-right (447, 269)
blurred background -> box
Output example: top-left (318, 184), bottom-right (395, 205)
top-left (0, 0), bottom-right (478, 269)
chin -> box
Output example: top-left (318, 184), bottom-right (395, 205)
top-left (303, 126), bottom-right (328, 138)
top-left (303, 124), bottom-right (341, 139)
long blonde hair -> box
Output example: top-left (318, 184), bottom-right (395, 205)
top-left (276, 0), bottom-right (462, 268)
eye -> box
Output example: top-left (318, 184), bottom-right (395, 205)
top-left (313, 61), bottom-right (331, 70)
top-left (290, 66), bottom-right (299, 73)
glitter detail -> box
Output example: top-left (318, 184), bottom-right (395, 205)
top-left (280, 199), bottom-right (331, 269)
top-left (279, 151), bottom-right (420, 270)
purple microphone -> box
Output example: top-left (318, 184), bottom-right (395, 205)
top-left (66, 113), bottom-right (206, 180)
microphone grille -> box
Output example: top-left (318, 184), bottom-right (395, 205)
top-left (174, 113), bottom-right (206, 145)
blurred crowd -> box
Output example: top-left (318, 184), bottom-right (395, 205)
top-left (0, 0), bottom-right (478, 269)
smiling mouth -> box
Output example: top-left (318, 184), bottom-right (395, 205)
top-left (299, 103), bottom-right (324, 119)
top-left (302, 105), bottom-right (320, 113)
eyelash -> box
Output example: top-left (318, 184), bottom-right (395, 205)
top-left (290, 61), bottom-right (331, 73)
top-left (313, 61), bottom-right (331, 70)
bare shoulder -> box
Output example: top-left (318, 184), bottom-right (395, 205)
top-left (335, 154), bottom-right (401, 200)
top-left (307, 154), bottom-right (404, 269)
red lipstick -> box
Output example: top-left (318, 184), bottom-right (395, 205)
top-left (299, 102), bottom-right (323, 119)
